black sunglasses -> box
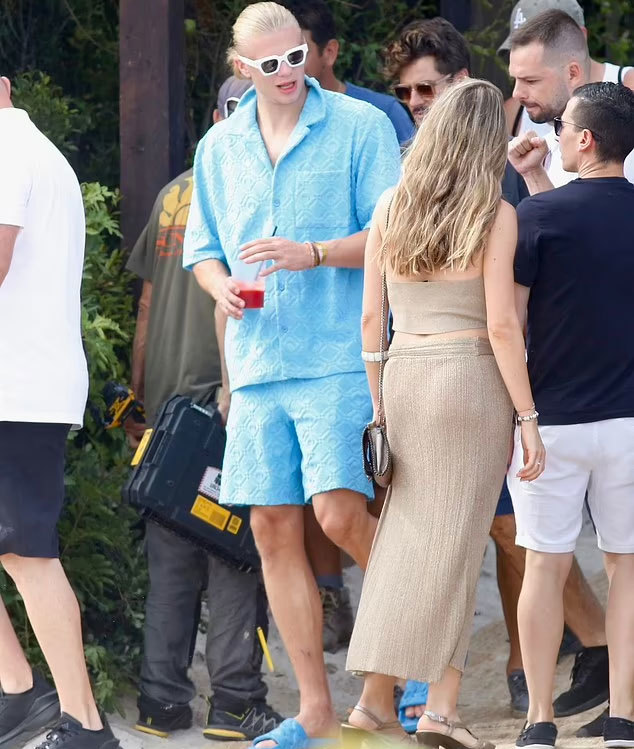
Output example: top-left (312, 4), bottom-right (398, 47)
top-left (553, 116), bottom-right (600, 140)
top-left (392, 74), bottom-right (453, 103)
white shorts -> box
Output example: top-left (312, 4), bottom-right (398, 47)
top-left (508, 418), bottom-right (634, 554)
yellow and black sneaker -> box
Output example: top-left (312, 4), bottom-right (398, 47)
top-left (134, 693), bottom-right (192, 739)
top-left (203, 700), bottom-right (283, 742)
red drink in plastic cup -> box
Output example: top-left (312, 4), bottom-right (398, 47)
top-left (236, 279), bottom-right (265, 309)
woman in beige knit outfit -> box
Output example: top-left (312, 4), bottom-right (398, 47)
top-left (344, 79), bottom-right (545, 749)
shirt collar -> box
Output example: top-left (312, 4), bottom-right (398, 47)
top-left (225, 76), bottom-right (327, 137)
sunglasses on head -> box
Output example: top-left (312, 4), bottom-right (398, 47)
top-left (392, 74), bottom-right (454, 103)
top-left (236, 43), bottom-right (308, 77)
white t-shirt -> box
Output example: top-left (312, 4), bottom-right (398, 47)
top-left (0, 108), bottom-right (88, 426)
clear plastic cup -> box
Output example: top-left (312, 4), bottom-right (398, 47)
top-left (233, 257), bottom-right (265, 309)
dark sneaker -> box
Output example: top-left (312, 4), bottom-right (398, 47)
top-left (0, 671), bottom-right (60, 749)
top-left (553, 645), bottom-right (609, 717)
top-left (604, 716), bottom-right (634, 748)
top-left (508, 670), bottom-right (529, 717)
top-left (134, 692), bottom-right (193, 738)
top-left (576, 707), bottom-right (608, 738)
top-left (34, 713), bottom-right (120, 748)
top-left (558, 626), bottom-right (583, 660)
top-left (320, 586), bottom-right (354, 654)
top-left (203, 701), bottom-right (283, 741)
top-left (516, 721), bottom-right (557, 748)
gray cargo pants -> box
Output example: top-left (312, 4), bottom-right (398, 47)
top-left (140, 521), bottom-right (269, 707)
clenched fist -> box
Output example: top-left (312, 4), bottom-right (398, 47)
top-left (508, 130), bottom-right (550, 176)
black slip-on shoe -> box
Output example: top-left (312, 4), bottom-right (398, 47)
top-left (134, 692), bottom-right (192, 738)
top-left (34, 713), bottom-right (120, 748)
top-left (576, 707), bottom-right (609, 738)
top-left (604, 716), bottom-right (634, 748)
top-left (516, 722), bottom-right (557, 749)
top-left (508, 670), bottom-right (529, 717)
top-left (203, 701), bottom-right (283, 741)
top-left (0, 671), bottom-right (60, 749)
top-left (553, 645), bottom-right (610, 717)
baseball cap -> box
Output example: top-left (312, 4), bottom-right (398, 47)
top-left (217, 75), bottom-right (253, 119)
top-left (498, 0), bottom-right (585, 52)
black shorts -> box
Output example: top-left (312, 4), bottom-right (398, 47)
top-left (0, 421), bottom-right (70, 558)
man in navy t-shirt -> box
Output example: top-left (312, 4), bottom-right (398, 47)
top-left (511, 82), bottom-right (634, 749)
top-left (280, 0), bottom-right (414, 146)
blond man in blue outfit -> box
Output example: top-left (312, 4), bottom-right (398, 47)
top-left (183, 3), bottom-right (401, 749)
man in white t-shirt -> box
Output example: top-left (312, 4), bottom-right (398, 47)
top-left (499, 0), bottom-right (634, 139)
top-left (507, 9), bottom-right (634, 192)
top-left (0, 77), bottom-right (120, 749)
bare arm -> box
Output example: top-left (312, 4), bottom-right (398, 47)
top-left (125, 280), bottom-right (152, 447)
top-left (130, 281), bottom-right (152, 401)
top-left (0, 225), bottom-right (19, 287)
top-left (484, 201), bottom-right (545, 480)
top-left (317, 230), bottom-right (369, 269)
top-left (239, 229), bottom-right (370, 277)
top-left (361, 191), bottom-right (392, 417)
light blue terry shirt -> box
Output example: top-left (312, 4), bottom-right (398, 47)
top-left (183, 77), bottom-right (401, 391)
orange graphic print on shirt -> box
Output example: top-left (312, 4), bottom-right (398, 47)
top-left (157, 176), bottom-right (193, 258)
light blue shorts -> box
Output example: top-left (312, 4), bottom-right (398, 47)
top-left (220, 373), bottom-right (374, 506)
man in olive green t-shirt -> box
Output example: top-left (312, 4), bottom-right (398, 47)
top-left (125, 77), bottom-right (282, 742)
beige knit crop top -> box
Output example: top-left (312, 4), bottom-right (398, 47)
top-left (388, 276), bottom-right (487, 335)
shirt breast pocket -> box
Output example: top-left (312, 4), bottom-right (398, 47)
top-left (294, 170), bottom-right (351, 230)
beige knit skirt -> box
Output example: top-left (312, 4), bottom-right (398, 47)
top-left (347, 337), bottom-right (513, 683)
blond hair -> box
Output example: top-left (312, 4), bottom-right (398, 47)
top-left (384, 78), bottom-right (508, 275)
top-left (227, 2), bottom-right (300, 76)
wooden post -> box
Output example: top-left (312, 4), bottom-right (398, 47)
top-left (119, 0), bottom-right (185, 251)
top-left (439, 0), bottom-right (472, 32)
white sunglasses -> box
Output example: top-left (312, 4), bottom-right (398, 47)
top-left (236, 43), bottom-right (308, 77)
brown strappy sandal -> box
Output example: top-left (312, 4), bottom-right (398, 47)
top-left (415, 711), bottom-right (495, 749)
top-left (342, 704), bottom-right (413, 748)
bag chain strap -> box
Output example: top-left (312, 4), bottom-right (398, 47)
top-left (377, 199), bottom-right (392, 426)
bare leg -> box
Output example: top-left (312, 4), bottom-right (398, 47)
top-left (312, 489), bottom-right (377, 571)
top-left (562, 557), bottom-right (606, 646)
top-left (0, 596), bottom-right (32, 693)
top-left (490, 515), bottom-right (525, 674)
top-left (250, 506), bottom-right (337, 746)
top-left (519, 550), bottom-right (573, 723)
top-left (304, 507), bottom-right (342, 580)
top-left (0, 554), bottom-right (102, 730)
top-left (604, 552), bottom-right (634, 719)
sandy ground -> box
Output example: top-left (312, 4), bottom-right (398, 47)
top-left (25, 520), bottom-right (608, 749)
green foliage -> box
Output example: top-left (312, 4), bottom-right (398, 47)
top-left (11, 71), bottom-right (92, 156)
top-left (585, 0), bottom-right (634, 66)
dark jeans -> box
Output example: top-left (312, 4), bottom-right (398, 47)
top-left (140, 521), bottom-right (268, 707)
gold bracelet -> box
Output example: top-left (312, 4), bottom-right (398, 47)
top-left (312, 241), bottom-right (327, 266)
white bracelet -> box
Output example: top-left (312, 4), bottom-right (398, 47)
top-left (361, 351), bottom-right (388, 362)
top-left (516, 410), bottom-right (539, 425)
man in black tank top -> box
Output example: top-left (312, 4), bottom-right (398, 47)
top-left (382, 16), bottom-right (607, 725)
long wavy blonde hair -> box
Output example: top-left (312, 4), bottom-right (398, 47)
top-left (383, 78), bottom-right (508, 275)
